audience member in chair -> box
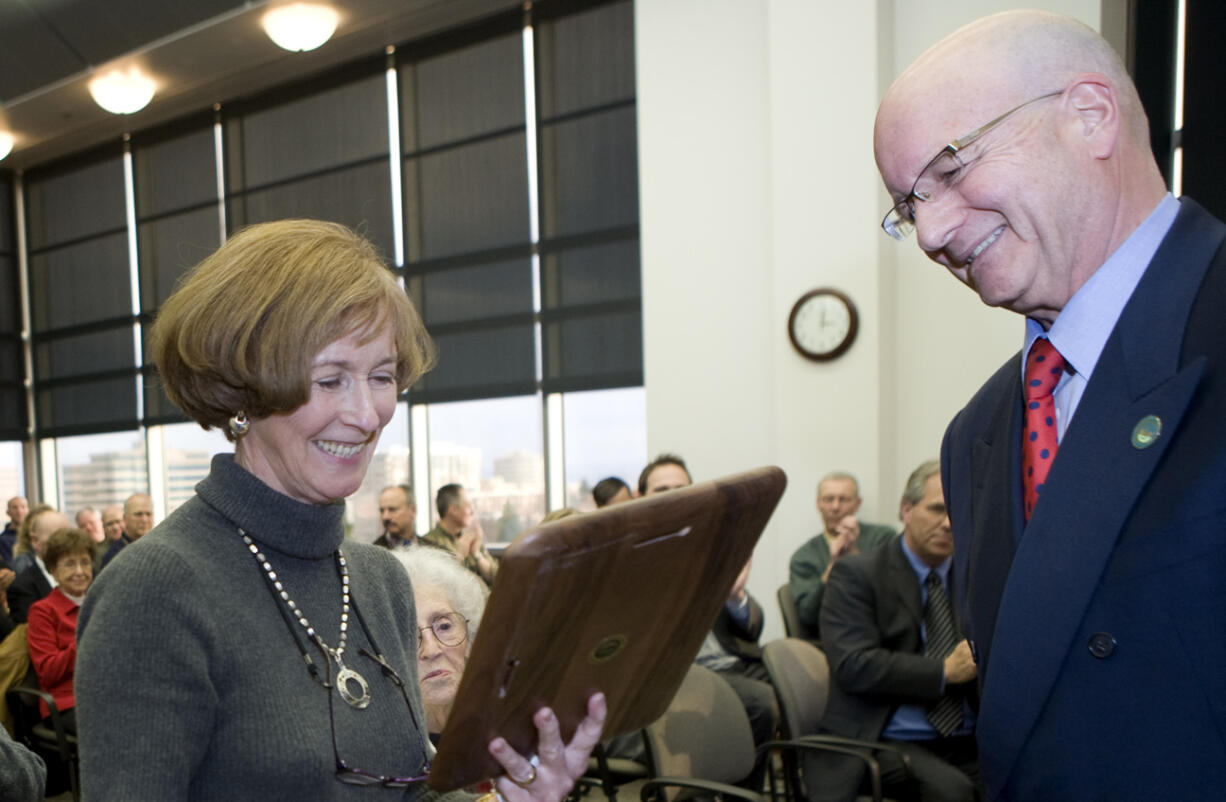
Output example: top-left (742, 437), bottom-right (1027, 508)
top-left (394, 546), bottom-right (488, 739)
top-left (788, 472), bottom-right (895, 639)
top-left (6, 507), bottom-right (70, 624)
top-left (76, 507), bottom-right (105, 544)
top-left (591, 477), bottom-right (632, 508)
top-left (99, 493), bottom-right (155, 571)
top-left (9, 503), bottom-right (51, 574)
top-left (26, 526), bottom-right (97, 737)
top-left (0, 496), bottom-right (27, 568)
top-left (424, 484), bottom-right (498, 586)
top-left (638, 454), bottom-right (780, 755)
top-left (816, 460), bottom-right (977, 802)
top-left (375, 484), bottom-right (418, 550)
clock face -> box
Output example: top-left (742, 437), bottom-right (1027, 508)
top-left (788, 288), bottom-right (857, 361)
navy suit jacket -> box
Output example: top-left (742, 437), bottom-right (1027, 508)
top-left (941, 198), bottom-right (1226, 800)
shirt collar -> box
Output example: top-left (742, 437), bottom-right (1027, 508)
top-left (899, 534), bottom-right (951, 583)
top-left (36, 554), bottom-right (57, 588)
top-left (1024, 193), bottom-right (1180, 377)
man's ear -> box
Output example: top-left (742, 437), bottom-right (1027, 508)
top-left (1066, 74), bottom-right (1120, 160)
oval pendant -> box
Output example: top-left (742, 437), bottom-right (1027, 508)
top-left (336, 666), bottom-right (371, 709)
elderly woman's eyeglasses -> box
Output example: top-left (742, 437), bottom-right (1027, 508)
top-left (881, 90), bottom-right (1064, 241)
top-left (419, 612), bottom-right (469, 648)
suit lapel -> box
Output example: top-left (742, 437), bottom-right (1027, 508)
top-left (964, 358), bottom-right (1023, 671)
top-left (887, 539), bottom-right (923, 633)
top-left (979, 199), bottom-right (1225, 790)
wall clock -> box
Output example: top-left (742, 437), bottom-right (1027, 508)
top-left (787, 287), bottom-right (858, 362)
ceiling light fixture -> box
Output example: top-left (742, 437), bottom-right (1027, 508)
top-left (262, 3), bottom-right (340, 52)
top-left (0, 132), bottom-right (13, 162)
top-left (88, 67), bottom-right (157, 115)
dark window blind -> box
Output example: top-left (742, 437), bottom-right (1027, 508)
top-left (400, 21), bottom-right (536, 403)
top-left (535, 0), bottom-right (642, 393)
top-left (132, 121), bottom-right (222, 425)
top-left (0, 172), bottom-right (25, 438)
top-left (25, 150), bottom-right (138, 436)
top-left (224, 70), bottom-right (394, 259)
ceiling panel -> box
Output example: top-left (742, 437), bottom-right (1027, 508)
top-left (0, 0), bottom-right (87, 102)
top-left (36, 0), bottom-right (246, 65)
top-left (0, 0), bottom-right (522, 170)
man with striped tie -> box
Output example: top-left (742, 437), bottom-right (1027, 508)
top-left (813, 460), bottom-right (978, 802)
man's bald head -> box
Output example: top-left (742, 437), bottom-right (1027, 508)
top-left (124, 493), bottom-right (155, 540)
top-left (874, 11), bottom-right (1166, 325)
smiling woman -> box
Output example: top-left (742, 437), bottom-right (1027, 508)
top-left (73, 220), bottom-right (605, 801)
top-left (26, 526), bottom-right (97, 737)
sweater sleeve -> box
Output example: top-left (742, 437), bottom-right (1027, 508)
top-left (0, 726), bottom-right (46, 802)
top-left (76, 546), bottom-right (218, 802)
top-left (789, 538), bottom-right (829, 630)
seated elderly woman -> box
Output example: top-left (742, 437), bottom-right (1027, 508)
top-left (26, 527), bottom-right (96, 735)
top-left (394, 547), bottom-right (489, 738)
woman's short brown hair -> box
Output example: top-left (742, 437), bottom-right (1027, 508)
top-left (152, 219), bottom-right (435, 440)
top-left (43, 527), bottom-right (97, 573)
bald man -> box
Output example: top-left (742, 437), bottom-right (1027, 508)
top-left (0, 496), bottom-right (27, 566)
top-left (100, 493), bottom-right (155, 571)
top-left (876, 11), bottom-right (1226, 799)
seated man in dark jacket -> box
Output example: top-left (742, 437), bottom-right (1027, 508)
top-left (814, 461), bottom-right (978, 802)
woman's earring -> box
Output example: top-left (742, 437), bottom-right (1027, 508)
top-left (229, 411), bottom-right (250, 438)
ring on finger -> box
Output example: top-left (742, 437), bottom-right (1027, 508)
top-left (509, 764), bottom-right (537, 788)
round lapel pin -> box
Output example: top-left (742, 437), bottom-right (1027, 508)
top-left (1131, 415), bottom-right (1162, 449)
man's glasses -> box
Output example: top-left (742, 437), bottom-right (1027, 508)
top-left (330, 647), bottom-right (432, 788)
top-left (881, 90), bottom-right (1064, 241)
top-left (418, 612), bottom-right (469, 648)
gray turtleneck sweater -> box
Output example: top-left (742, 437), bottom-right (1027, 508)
top-left (77, 454), bottom-right (472, 801)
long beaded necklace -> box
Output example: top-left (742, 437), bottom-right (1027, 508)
top-left (239, 528), bottom-right (371, 709)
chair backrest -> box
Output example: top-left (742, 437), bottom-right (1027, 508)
top-left (761, 637), bottom-right (830, 738)
top-left (6, 666), bottom-right (45, 746)
top-left (642, 663), bottom-right (756, 787)
top-left (776, 583), bottom-right (817, 642)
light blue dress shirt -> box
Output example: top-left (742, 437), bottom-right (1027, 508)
top-left (881, 538), bottom-right (974, 741)
top-left (1022, 194), bottom-right (1180, 442)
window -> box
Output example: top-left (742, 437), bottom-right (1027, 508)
top-left (0, 442), bottom-right (25, 500)
top-left (562, 387), bottom-right (646, 510)
top-left (158, 421), bottom-right (231, 516)
top-left (14, 0), bottom-right (642, 530)
top-left (55, 430), bottom-right (148, 516)
top-left (427, 395), bottom-right (544, 542)
top-left (348, 402), bottom-right (411, 543)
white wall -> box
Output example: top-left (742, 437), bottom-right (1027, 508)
top-left (637, 0), bottom-right (1104, 641)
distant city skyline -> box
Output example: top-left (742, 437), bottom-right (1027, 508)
top-left (13, 389), bottom-right (646, 533)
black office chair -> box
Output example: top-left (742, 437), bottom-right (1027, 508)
top-left (762, 638), bottom-right (910, 802)
top-left (639, 663), bottom-right (761, 802)
top-left (776, 583), bottom-right (818, 643)
top-left (6, 667), bottom-right (79, 801)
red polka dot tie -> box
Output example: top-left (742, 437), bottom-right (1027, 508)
top-left (1023, 338), bottom-right (1066, 521)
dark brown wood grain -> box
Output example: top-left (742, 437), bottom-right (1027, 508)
top-left (428, 466), bottom-right (787, 790)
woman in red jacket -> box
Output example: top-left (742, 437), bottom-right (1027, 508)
top-left (26, 526), bottom-right (96, 735)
